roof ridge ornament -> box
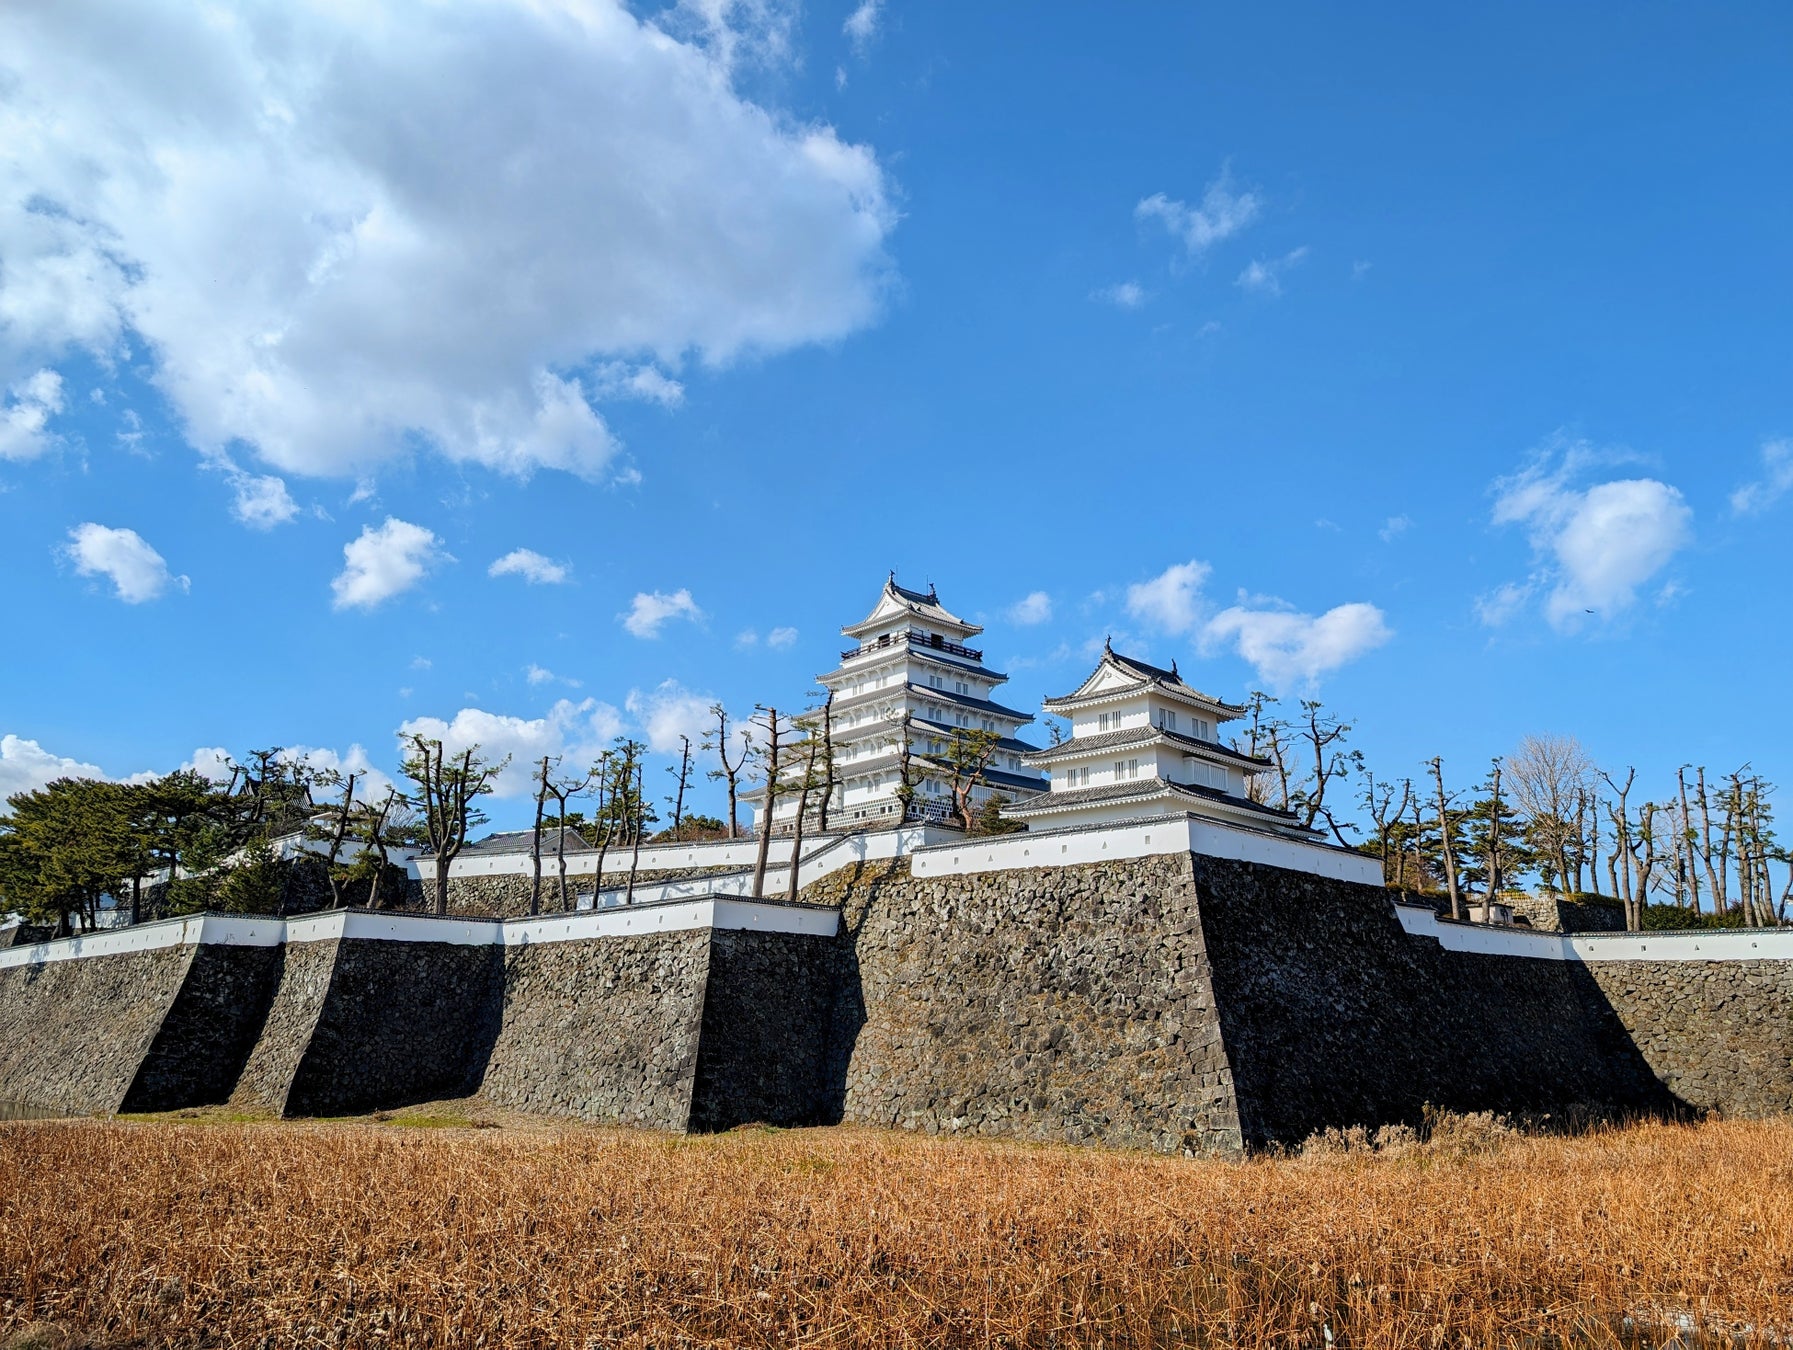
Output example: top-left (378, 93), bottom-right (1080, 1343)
top-left (1170, 657), bottom-right (1179, 678)
top-left (1103, 634), bottom-right (1114, 656)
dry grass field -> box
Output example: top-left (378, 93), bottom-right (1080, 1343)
top-left (1, 1111), bottom-right (1790, 1349)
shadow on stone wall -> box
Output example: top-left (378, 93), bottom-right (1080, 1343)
top-left (1189, 855), bottom-right (1684, 1147)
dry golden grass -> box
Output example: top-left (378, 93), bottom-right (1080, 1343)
top-left (2, 1114), bottom-right (1790, 1349)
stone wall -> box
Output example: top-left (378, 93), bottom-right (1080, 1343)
top-left (478, 931), bottom-right (712, 1129)
top-left (1590, 960), bottom-right (1793, 1117)
top-left (0, 943), bottom-right (197, 1115)
top-left (690, 930), bottom-right (840, 1131)
top-left (123, 945), bottom-right (283, 1112)
top-left (230, 941), bottom-right (339, 1115)
top-left (440, 865), bottom-right (748, 919)
top-left (821, 856), bottom-right (1242, 1154)
top-left (1508, 892), bottom-right (1628, 932)
top-left (1187, 856), bottom-right (1672, 1147)
top-left (231, 939), bottom-right (502, 1117)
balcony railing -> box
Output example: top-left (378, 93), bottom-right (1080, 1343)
top-left (842, 630), bottom-right (983, 663)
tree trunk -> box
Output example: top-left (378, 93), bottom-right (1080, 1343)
top-left (529, 757), bottom-right (549, 917)
top-left (1429, 759), bottom-right (1463, 922)
top-left (751, 710), bottom-right (780, 898)
top-left (625, 762), bottom-right (645, 905)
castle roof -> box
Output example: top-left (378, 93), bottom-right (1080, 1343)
top-left (461, 828), bottom-right (593, 856)
top-left (1001, 776), bottom-right (1308, 829)
top-left (831, 680), bottom-right (1034, 726)
top-left (1022, 725), bottom-right (1269, 769)
top-left (1043, 640), bottom-right (1245, 719)
top-left (841, 574), bottom-right (982, 640)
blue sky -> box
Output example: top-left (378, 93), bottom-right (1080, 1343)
top-left (1, 1), bottom-right (1788, 832)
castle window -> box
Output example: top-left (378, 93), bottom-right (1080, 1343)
top-left (1158, 709), bottom-right (1178, 731)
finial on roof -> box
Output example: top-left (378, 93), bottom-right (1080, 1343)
top-left (1171, 658), bottom-right (1180, 678)
top-left (1103, 634), bottom-right (1113, 656)
top-left (927, 579), bottom-right (937, 600)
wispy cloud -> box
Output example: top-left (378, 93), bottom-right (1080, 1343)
top-left (1125, 562), bottom-right (1211, 635)
top-left (843, 0), bottom-right (881, 55)
top-left (331, 518), bottom-right (447, 610)
top-left (1236, 246), bottom-right (1309, 298)
top-left (489, 548), bottom-right (571, 585)
top-left (1730, 437), bottom-right (1793, 515)
top-left (0, 370), bottom-right (65, 461)
top-left (1200, 599), bottom-right (1392, 689)
top-left (1485, 438), bottom-right (1693, 631)
top-left (1091, 281), bottom-right (1146, 309)
top-left (63, 523), bottom-right (188, 603)
top-left (1136, 168), bottom-right (1261, 256)
top-left (621, 588), bottom-right (703, 639)
top-left (1006, 591), bottom-right (1054, 626)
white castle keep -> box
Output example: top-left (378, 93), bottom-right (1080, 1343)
top-left (751, 575), bottom-right (1049, 831)
top-left (749, 577), bottom-right (1316, 844)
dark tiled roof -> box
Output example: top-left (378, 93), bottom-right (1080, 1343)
top-left (1022, 726), bottom-right (1267, 767)
top-left (1003, 776), bottom-right (1304, 826)
top-left (1046, 643), bottom-right (1243, 715)
top-left (832, 681), bottom-right (1034, 725)
top-left (834, 752), bottom-right (1046, 796)
top-left (461, 828), bottom-right (592, 856)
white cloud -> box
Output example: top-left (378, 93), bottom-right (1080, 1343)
top-left (397, 698), bottom-right (624, 798)
top-left (1235, 246), bottom-right (1309, 298)
top-left (1379, 514), bottom-right (1411, 543)
top-left (63, 523), bottom-right (187, 603)
top-left (0, 734), bottom-right (108, 802)
top-left (331, 517), bottom-right (447, 610)
top-left (766, 625), bottom-right (799, 649)
top-left (1125, 561), bottom-right (1211, 635)
top-left (1351, 260), bottom-right (1372, 281)
top-left (1006, 591), bottom-right (1053, 625)
top-left (1489, 444), bottom-right (1693, 631)
top-left (1091, 281), bottom-right (1146, 309)
top-left (843, 0), bottom-right (882, 55)
top-left (0, 369), bottom-right (64, 461)
top-left (626, 679), bottom-right (715, 755)
top-left (282, 744), bottom-right (396, 804)
top-left (1136, 170), bottom-right (1261, 256)
top-left (1201, 601), bottom-right (1392, 689)
top-left (526, 664), bottom-right (555, 686)
top-left (226, 467), bottom-right (299, 529)
top-left (488, 548), bottom-right (571, 585)
top-left (1730, 437), bottom-right (1793, 515)
top-left (0, 0), bottom-right (893, 488)
top-left (735, 628), bottom-right (760, 649)
top-left (621, 588), bottom-right (703, 638)
top-left (590, 361), bottom-right (685, 409)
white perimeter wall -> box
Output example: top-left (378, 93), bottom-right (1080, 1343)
top-left (1394, 902), bottom-right (1793, 962)
top-left (910, 816), bottom-right (1385, 886)
top-left (0, 898), bottom-right (838, 969)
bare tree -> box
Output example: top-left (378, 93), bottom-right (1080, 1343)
top-left (1603, 767), bottom-right (1638, 930)
top-left (1483, 758), bottom-right (1505, 921)
top-left (665, 736), bottom-right (694, 843)
top-left (1428, 757), bottom-right (1465, 921)
top-left (702, 703), bottom-right (752, 840)
top-left (304, 769), bottom-right (359, 909)
top-left (529, 756), bottom-right (551, 917)
top-left (748, 706), bottom-right (790, 898)
top-left (1506, 734), bottom-right (1594, 894)
top-left (402, 735), bottom-right (506, 916)
top-left (355, 788), bottom-right (400, 911)
top-left (540, 761), bottom-right (596, 912)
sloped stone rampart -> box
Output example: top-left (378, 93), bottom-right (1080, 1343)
top-left (283, 941), bottom-right (503, 1116)
top-left (690, 930), bottom-right (840, 1131)
top-left (230, 941), bottom-right (339, 1115)
top-left (823, 856), bottom-right (1243, 1154)
top-left (123, 945), bottom-right (284, 1112)
top-left (479, 931), bottom-right (712, 1129)
top-left (0, 943), bottom-right (197, 1115)
top-left (1188, 855), bottom-right (1674, 1146)
top-left (1589, 960), bottom-right (1793, 1117)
